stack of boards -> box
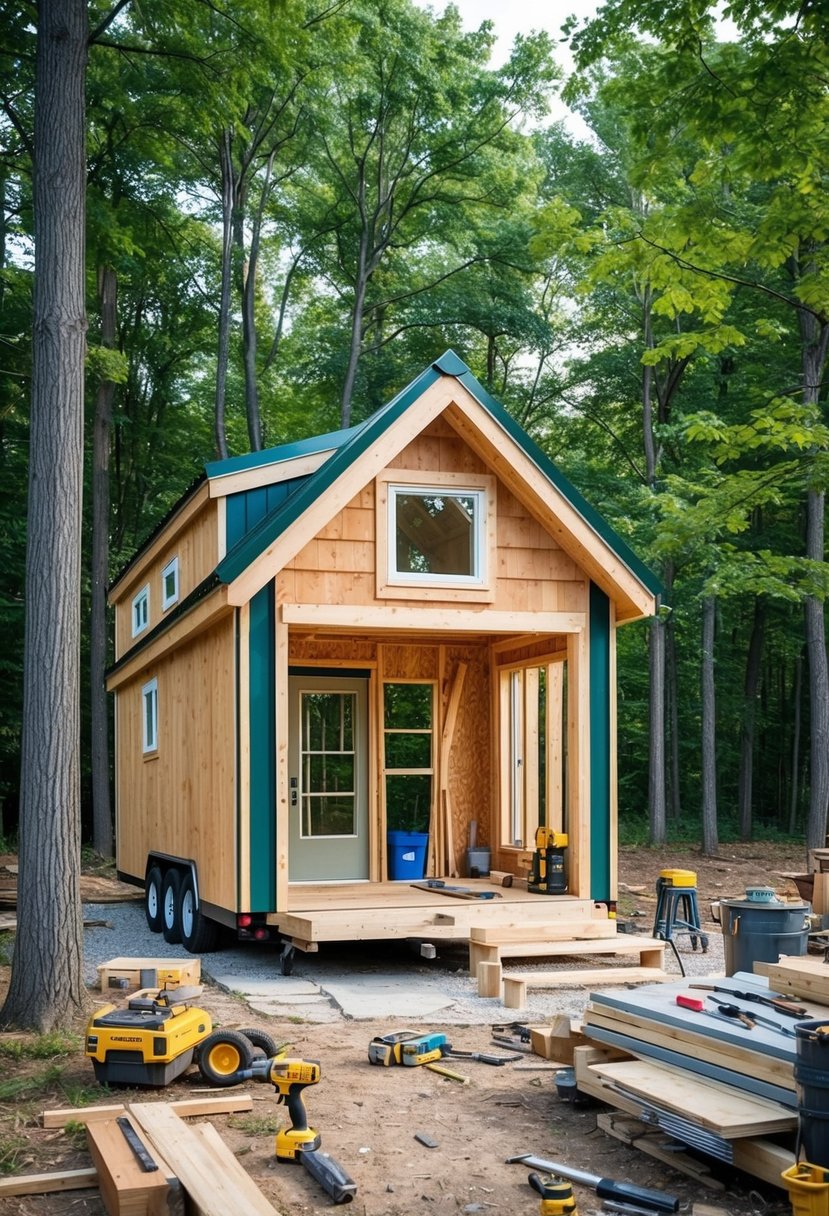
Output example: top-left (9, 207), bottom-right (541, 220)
top-left (575, 955), bottom-right (829, 1192)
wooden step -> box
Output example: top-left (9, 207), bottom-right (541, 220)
top-left (469, 929), bottom-right (658, 974)
top-left (503, 966), bottom-right (672, 1008)
top-left (474, 936), bottom-right (666, 994)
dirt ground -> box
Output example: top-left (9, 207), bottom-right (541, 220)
top-left (0, 841), bottom-right (812, 1216)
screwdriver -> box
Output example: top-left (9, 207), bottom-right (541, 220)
top-left (705, 995), bottom-right (796, 1036)
top-left (689, 983), bottom-right (807, 1017)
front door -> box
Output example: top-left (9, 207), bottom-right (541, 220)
top-left (288, 675), bottom-right (369, 882)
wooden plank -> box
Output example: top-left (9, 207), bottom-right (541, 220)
top-left (763, 955), bottom-right (829, 1004)
top-left (731, 1137), bottom-right (794, 1189)
top-left (504, 967), bottom-right (671, 1007)
top-left (97, 958), bottom-right (201, 991)
top-left (597, 1113), bottom-right (725, 1191)
top-left (477, 961), bottom-right (501, 997)
top-left (86, 1117), bottom-right (174, 1215)
top-left (279, 603), bottom-right (586, 635)
top-left (42, 1094), bottom-right (254, 1130)
top-left (469, 933), bottom-right (663, 974)
top-left (470, 921), bottom-right (618, 944)
top-left (587, 1058), bottom-right (796, 1137)
top-left (439, 661), bottom-right (467, 879)
top-left (129, 1104), bottom-right (281, 1216)
top-left (0, 1168), bottom-right (98, 1197)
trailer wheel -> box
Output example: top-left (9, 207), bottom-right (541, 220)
top-left (145, 865), bottom-right (164, 933)
top-left (161, 868), bottom-right (182, 944)
top-left (179, 873), bottom-right (219, 954)
top-left (237, 1028), bottom-right (281, 1060)
top-left (197, 1029), bottom-right (254, 1086)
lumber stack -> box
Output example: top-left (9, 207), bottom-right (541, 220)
top-left (577, 972), bottom-right (817, 1190)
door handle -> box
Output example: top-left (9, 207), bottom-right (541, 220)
top-left (290, 777), bottom-right (298, 807)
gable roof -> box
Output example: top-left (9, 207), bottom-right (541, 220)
top-left (211, 351), bottom-right (660, 611)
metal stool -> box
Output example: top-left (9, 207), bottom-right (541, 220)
top-left (653, 869), bottom-right (708, 951)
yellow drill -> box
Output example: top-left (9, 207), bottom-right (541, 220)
top-left (528, 1172), bottom-right (578, 1215)
top-left (240, 1056), bottom-right (357, 1203)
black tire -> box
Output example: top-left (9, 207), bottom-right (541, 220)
top-left (145, 865), bottom-right (164, 933)
top-left (237, 1028), bottom-right (281, 1060)
top-left (179, 872), bottom-right (220, 954)
top-left (161, 868), bottom-right (182, 944)
top-left (197, 1029), bottom-right (254, 1086)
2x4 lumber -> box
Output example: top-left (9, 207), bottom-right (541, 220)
top-left (470, 922), bottom-right (618, 944)
top-left (439, 661), bottom-right (467, 879)
top-left (42, 1094), bottom-right (254, 1130)
top-left (0, 1168), bottom-right (98, 1197)
top-left (128, 1103), bottom-right (281, 1216)
top-left (597, 1113), bottom-right (725, 1192)
top-left (760, 955), bottom-right (829, 1005)
top-left (469, 933), bottom-right (663, 975)
top-left (587, 1058), bottom-right (796, 1138)
top-left (504, 966), bottom-right (671, 1007)
top-left (86, 1116), bottom-right (175, 1216)
top-left (477, 961), bottom-right (502, 998)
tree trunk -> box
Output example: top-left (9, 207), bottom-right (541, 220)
top-left (241, 152), bottom-right (273, 453)
top-left (340, 260), bottom-right (368, 429)
top-left (214, 128), bottom-right (233, 461)
top-left (700, 594), bottom-right (718, 857)
top-left (648, 613), bottom-right (666, 845)
top-left (738, 596), bottom-right (765, 842)
top-left (90, 265), bottom-right (116, 859)
top-left (1, 0), bottom-right (89, 1031)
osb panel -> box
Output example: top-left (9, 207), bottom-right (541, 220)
top-left (444, 645), bottom-right (491, 872)
top-left (495, 637), bottom-right (568, 667)
top-left (290, 635), bottom-right (378, 665)
top-left (114, 500), bottom-right (220, 660)
top-left (115, 616), bottom-right (236, 906)
top-left (382, 644), bottom-right (439, 680)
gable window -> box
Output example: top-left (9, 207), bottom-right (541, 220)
top-left (142, 678), bottom-right (158, 754)
top-left (376, 470), bottom-right (495, 600)
top-left (161, 556), bottom-right (179, 611)
top-left (132, 585), bottom-right (149, 637)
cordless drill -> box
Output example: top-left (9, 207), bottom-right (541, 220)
top-left (528, 1173), bottom-right (578, 1215)
top-left (239, 1056), bottom-right (357, 1204)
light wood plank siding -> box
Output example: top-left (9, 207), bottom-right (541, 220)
top-left (114, 615), bottom-right (236, 907)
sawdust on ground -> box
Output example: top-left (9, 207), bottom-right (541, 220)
top-left (0, 841), bottom-right (808, 1216)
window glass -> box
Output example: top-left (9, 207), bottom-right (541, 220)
top-left (161, 558), bottom-right (179, 611)
top-left (132, 586), bottom-right (149, 637)
top-left (391, 487), bottom-right (482, 580)
top-left (383, 682), bottom-right (434, 834)
top-left (142, 678), bottom-right (158, 753)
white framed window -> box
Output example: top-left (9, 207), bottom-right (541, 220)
top-left (132, 585), bottom-right (150, 637)
top-left (161, 556), bottom-right (179, 611)
top-left (142, 678), bottom-right (158, 754)
top-left (375, 470), bottom-right (495, 600)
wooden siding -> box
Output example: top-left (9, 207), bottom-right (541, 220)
top-left (114, 615), bottom-right (237, 908)
top-left (282, 415), bottom-right (589, 618)
top-left (113, 498), bottom-right (221, 661)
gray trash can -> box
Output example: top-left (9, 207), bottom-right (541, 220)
top-left (713, 890), bottom-right (810, 976)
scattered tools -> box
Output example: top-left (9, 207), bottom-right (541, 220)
top-left (506, 1155), bottom-right (679, 1214)
top-left (368, 1030), bottom-right (518, 1068)
top-left (410, 879), bottom-right (499, 900)
top-left (689, 982), bottom-right (807, 1017)
top-left (528, 1171), bottom-right (578, 1214)
top-left (703, 995), bottom-right (796, 1036)
top-left (442, 1047), bottom-right (521, 1065)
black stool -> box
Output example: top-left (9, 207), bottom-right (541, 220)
top-left (653, 869), bottom-right (708, 951)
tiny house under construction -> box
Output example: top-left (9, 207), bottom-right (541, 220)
top-left (107, 352), bottom-right (659, 965)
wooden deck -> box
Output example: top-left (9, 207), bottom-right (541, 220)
top-left (274, 878), bottom-right (610, 947)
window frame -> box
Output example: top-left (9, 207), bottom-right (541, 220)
top-left (142, 677), bottom-right (159, 755)
top-left (131, 584), bottom-right (150, 638)
top-left (161, 556), bottom-right (180, 612)
top-left (375, 469), bottom-right (496, 602)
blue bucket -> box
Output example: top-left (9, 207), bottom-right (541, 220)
top-left (387, 831), bottom-right (428, 880)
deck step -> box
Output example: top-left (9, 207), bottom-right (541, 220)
top-left (503, 966), bottom-right (673, 1008)
top-left (470, 933), bottom-right (666, 985)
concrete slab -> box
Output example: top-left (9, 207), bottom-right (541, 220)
top-left (210, 974), bottom-right (319, 997)
top-left (319, 976), bottom-right (457, 1020)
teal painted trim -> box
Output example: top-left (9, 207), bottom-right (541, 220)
top-left (226, 479), bottom-right (307, 550)
top-left (248, 584), bottom-right (276, 911)
top-left (235, 608), bottom-right (241, 911)
top-left (205, 425), bottom-right (363, 481)
top-left (589, 583), bottom-right (612, 902)
top-left (216, 363), bottom-right (443, 585)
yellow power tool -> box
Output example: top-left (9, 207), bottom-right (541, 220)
top-left (528, 827), bottom-right (569, 895)
top-left (85, 986), bottom-right (212, 1086)
top-left (528, 1173), bottom-right (578, 1215)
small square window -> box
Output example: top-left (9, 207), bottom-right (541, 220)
top-left (142, 678), bottom-right (158, 754)
top-left (161, 557), bottom-right (179, 611)
top-left (389, 485), bottom-right (485, 583)
top-left (132, 585), bottom-right (149, 637)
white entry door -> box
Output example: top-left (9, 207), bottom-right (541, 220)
top-left (288, 676), bottom-right (369, 882)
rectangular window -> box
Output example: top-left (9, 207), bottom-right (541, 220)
top-left (389, 485), bottom-right (484, 584)
top-left (383, 682), bottom-right (435, 834)
top-left (142, 678), bottom-right (158, 754)
top-left (132, 585), bottom-right (149, 637)
top-left (161, 556), bottom-right (179, 611)
top-left (501, 662), bottom-right (566, 850)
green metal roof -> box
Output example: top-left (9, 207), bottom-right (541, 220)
top-left (204, 424), bottom-right (364, 481)
top-left (215, 352), bottom-right (661, 597)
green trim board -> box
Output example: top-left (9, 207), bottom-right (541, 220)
top-left (205, 424), bottom-right (362, 481)
top-left (589, 583), bottom-right (611, 902)
top-left (248, 583), bottom-right (276, 911)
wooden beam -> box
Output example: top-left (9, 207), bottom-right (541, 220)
top-left (567, 629), bottom-right (590, 897)
top-left (439, 661), bottom-right (467, 879)
top-left (208, 451), bottom-right (334, 499)
top-left (86, 1116), bottom-right (178, 1215)
top-left (0, 1168), bottom-right (98, 1197)
top-left (42, 1094), bottom-right (254, 1130)
top-left (280, 604), bottom-right (585, 635)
